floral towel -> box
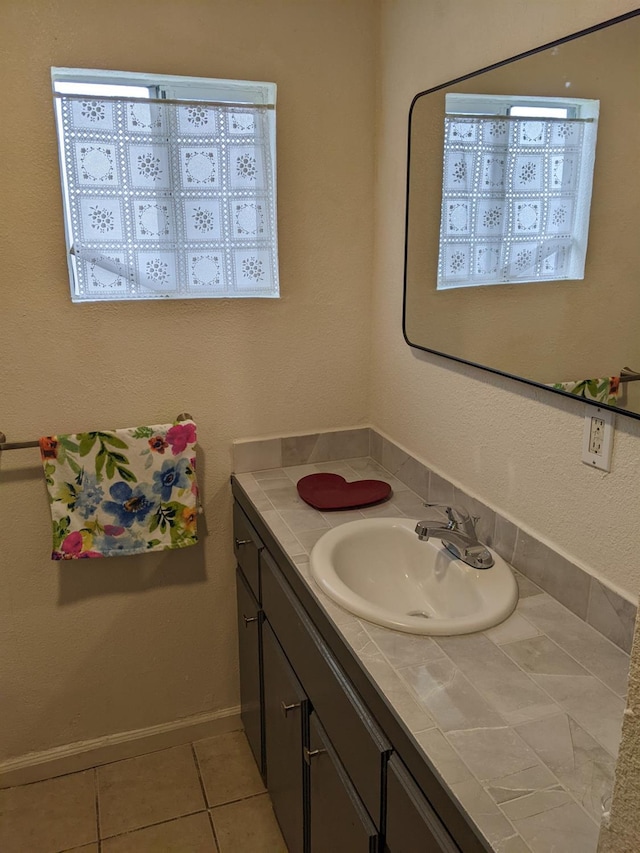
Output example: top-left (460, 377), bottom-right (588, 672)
top-left (551, 377), bottom-right (621, 406)
top-left (40, 421), bottom-right (199, 559)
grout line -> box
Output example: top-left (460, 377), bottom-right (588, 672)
top-left (360, 608), bottom-right (614, 830)
top-left (363, 627), bottom-right (602, 824)
top-left (207, 808), bottom-right (221, 852)
top-left (191, 742), bottom-right (209, 809)
top-left (209, 790), bottom-right (269, 809)
top-left (496, 622), bottom-right (627, 709)
top-left (431, 720), bottom-right (603, 834)
top-left (94, 766), bottom-right (101, 851)
top-left (99, 808), bottom-right (210, 841)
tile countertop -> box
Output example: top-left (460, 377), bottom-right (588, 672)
top-left (234, 457), bottom-right (630, 853)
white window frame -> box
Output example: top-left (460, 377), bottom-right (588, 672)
top-left (52, 68), bottom-right (278, 301)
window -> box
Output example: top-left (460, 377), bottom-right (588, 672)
top-left (437, 93), bottom-right (598, 290)
top-left (52, 68), bottom-right (279, 301)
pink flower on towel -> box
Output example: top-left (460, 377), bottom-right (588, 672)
top-left (166, 422), bottom-right (197, 455)
top-left (53, 530), bottom-right (103, 560)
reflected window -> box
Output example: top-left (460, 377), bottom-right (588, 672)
top-left (437, 93), bottom-right (598, 290)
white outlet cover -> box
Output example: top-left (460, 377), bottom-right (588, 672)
top-left (582, 405), bottom-right (615, 471)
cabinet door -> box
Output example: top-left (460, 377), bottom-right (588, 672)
top-left (385, 756), bottom-right (459, 853)
top-left (308, 713), bottom-right (378, 853)
top-left (236, 567), bottom-right (264, 778)
top-left (263, 622), bottom-right (309, 853)
top-left (262, 550), bottom-right (390, 823)
top-left (233, 502), bottom-right (263, 602)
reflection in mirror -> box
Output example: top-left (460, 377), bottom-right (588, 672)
top-left (437, 93), bottom-right (599, 290)
top-left (403, 10), bottom-right (640, 417)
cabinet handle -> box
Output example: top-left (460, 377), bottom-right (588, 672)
top-left (281, 701), bottom-right (301, 717)
top-left (304, 747), bottom-right (326, 765)
top-left (243, 614), bottom-right (259, 626)
top-left (235, 538), bottom-right (252, 548)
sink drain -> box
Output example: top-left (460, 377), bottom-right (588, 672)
top-left (407, 610), bottom-right (431, 619)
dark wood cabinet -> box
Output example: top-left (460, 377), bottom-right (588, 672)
top-left (235, 566), bottom-right (264, 778)
top-left (262, 621), bottom-right (309, 853)
top-left (233, 493), bottom-right (488, 853)
top-left (386, 756), bottom-right (460, 852)
top-left (308, 713), bottom-right (378, 853)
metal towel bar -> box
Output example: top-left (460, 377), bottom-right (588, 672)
top-left (619, 367), bottom-right (640, 383)
top-left (0, 413), bottom-right (194, 452)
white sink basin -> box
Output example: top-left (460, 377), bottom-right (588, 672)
top-left (310, 518), bottom-right (518, 635)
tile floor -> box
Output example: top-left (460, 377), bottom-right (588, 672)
top-left (0, 730), bottom-right (288, 853)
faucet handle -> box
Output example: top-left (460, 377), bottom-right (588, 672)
top-left (423, 503), bottom-right (469, 525)
top-left (423, 503), bottom-right (477, 532)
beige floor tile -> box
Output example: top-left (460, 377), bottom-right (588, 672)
top-left (97, 744), bottom-right (205, 838)
top-left (0, 769), bottom-right (97, 853)
top-left (102, 812), bottom-right (217, 853)
top-left (64, 846), bottom-right (99, 852)
top-left (211, 794), bottom-right (287, 852)
top-left (194, 731), bottom-right (265, 807)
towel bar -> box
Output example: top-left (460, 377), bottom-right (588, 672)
top-left (0, 413), bottom-right (194, 452)
top-left (619, 367), bottom-right (640, 383)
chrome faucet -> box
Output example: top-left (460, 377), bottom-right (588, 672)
top-left (415, 504), bottom-right (494, 569)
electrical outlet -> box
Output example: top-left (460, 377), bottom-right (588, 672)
top-left (588, 416), bottom-right (605, 454)
top-left (582, 406), bottom-right (615, 471)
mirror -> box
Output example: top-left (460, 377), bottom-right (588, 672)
top-left (403, 10), bottom-right (640, 418)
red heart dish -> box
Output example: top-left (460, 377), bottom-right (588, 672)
top-left (297, 473), bottom-right (392, 511)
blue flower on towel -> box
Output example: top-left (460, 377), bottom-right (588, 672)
top-left (95, 529), bottom-right (147, 555)
top-left (75, 472), bottom-right (104, 519)
top-left (103, 482), bottom-right (157, 528)
top-left (152, 457), bottom-right (191, 502)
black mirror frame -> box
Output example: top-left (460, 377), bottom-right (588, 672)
top-left (402, 8), bottom-right (640, 421)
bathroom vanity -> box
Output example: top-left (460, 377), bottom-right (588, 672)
top-left (233, 482), bottom-right (487, 852)
top-left (232, 458), bottom-right (627, 852)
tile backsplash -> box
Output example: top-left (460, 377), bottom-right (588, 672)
top-left (232, 427), bottom-right (636, 653)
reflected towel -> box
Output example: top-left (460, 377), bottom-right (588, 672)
top-left (551, 377), bottom-right (621, 406)
top-left (39, 421), bottom-right (199, 559)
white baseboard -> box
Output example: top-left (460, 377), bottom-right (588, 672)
top-left (0, 706), bottom-right (242, 789)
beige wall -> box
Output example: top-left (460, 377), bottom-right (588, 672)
top-left (373, 1), bottom-right (640, 848)
top-left (373, 0), bottom-right (640, 601)
top-left (0, 0), bottom-right (375, 762)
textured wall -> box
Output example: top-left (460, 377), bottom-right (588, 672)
top-left (598, 621), bottom-right (640, 851)
top-left (372, 1), bottom-right (640, 847)
top-left (0, 0), bottom-right (374, 761)
top-left (372, 0), bottom-right (640, 601)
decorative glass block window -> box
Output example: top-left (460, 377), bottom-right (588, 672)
top-left (52, 68), bottom-right (279, 301)
top-left (437, 94), bottom-right (598, 290)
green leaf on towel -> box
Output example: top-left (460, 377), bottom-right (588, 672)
top-left (67, 456), bottom-right (82, 476)
top-left (116, 466), bottom-right (137, 483)
top-left (130, 426), bottom-right (155, 439)
top-left (44, 462), bottom-right (55, 487)
top-left (59, 437), bottom-right (80, 454)
top-left (56, 481), bottom-right (78, 506)
top-left (100, 433), bottom-right (129, 449)
top-left (95, 448), bottom-right (106, 477)
top-left (52, 516), bottom-right (70, 549)
top-left (150, 504), bottom-right (177, 534)
top-left (79, 433), bottom-right (98, 456)
top-left (105, 455), bottom-right (115, 479)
